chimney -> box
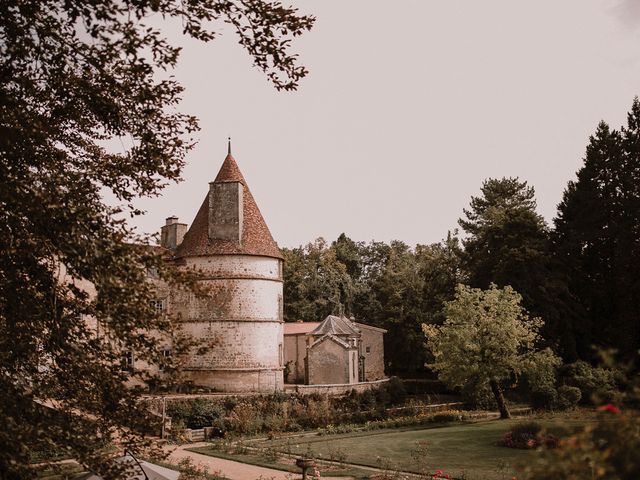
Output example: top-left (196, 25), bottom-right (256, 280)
top-left (208, 181), bottom-right (243, 243)
top-left (160, 216), bottom-right (187, 250)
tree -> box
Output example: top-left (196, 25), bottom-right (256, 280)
top-left (459, 177), bottom-right (579, 360)
top-left (415, 231), bottom-right (465, 328)
top-left (424, 284), bottom-right (560, 419)
top-left (459, 178), bottom-right (548, 304)
top-left (0, 1), bottom-right (313, 478)
top-left (281, 232), bottom-right (465, 374)
top-left (357, 240), bottom-right (428, 373)
top-left (282, 238), bottom-right (355, 321)
top-left (553, 101), bottom-right (640, 360)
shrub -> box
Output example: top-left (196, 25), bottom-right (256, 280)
top-left (559, 361), bottom-right (616, 404)
top-left (305, 397), bottom-right (333, 427)
top-left (460, 380), bottom-right (496, 409)
top-left (430, 411), bottom-right (463, 423)
top-left (384, 377), bottom-right (407, 404)
top-left (530, 384), bottom-right (558, 410)
top-left (500, 421), bottom-right (543, 449)
top-left (263, 413), bottom-right (285, 434)
top-left (359, 389), bottom-right (377, 410)
top-left (166, 398), bottom-right (225, 429)
top-left (525, 405), bottom-right (640, 478)
top-left (228, 403), bottom-right (262, 435)
top-left (557, 385), bottom-right (582, 410)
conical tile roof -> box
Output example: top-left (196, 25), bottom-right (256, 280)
top-left (175, 153), bottom-right (282, 259)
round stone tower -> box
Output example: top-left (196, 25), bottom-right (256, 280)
top-left (172, 147), bottom-right (284, 392)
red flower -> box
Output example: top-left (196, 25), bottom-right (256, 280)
top-left (598, 404), bottom-right (621, 414)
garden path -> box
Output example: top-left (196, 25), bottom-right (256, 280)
top-left (166, 442), bottom-right (351, 480)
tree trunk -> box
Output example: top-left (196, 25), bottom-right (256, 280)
top-left (489, 379), bottom-right (511, 419)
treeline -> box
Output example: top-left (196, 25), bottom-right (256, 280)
top-left (282, 99), bottom-right (640, 372)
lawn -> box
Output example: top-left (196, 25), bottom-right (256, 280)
top-left (195, 412), bottom-right (597, 480)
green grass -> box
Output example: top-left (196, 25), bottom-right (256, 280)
top-left (194, 412), bottom-right (597, 480)
top-left (187, 447), bottom-right (372, 479)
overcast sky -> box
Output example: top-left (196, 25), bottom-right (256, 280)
top-left (128, 0), bottom-right (640, 248)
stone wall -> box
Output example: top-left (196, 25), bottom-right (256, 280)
top-left (284, 378), bottom-right (390, 396)
top-left (172, 255), bottom-right (284, 392)
top-left (283, 333), bottom-right (306, 383)
top-left (358, 324), bottom-right (386, 381)
top-left (307, 337), bottom-right (354, 385)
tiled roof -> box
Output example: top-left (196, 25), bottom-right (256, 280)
top-left (175, 153), bottom-right (282, 259)
top-left (284, 322), bottom-right (321, 335)
top-left (309, 315), bottom-right (361, 337)
top-left (355, 322), bottom-right (387, 334)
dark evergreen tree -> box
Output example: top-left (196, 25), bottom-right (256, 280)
top-left (554, 102), bottom-right (640, 359)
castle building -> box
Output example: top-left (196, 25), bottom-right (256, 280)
top-left (160, 146), bottom-right (284, 392)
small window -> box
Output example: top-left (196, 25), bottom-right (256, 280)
top-left (279, 343), bottom-right (283, 367)
top-left (121, 351), bottom-right (134, 371)
top-left (150, 299), bottom-right (165, 314)
top-left (365, 346), bottom-right (371, 354)
top-left (159, 347), bottom-right (171, 371)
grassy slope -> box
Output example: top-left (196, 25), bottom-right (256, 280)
top-left (231, 413), bottom-right (597, 480)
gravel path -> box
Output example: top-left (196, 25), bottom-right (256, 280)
top-left (166, 443), bottom-right (350, 480)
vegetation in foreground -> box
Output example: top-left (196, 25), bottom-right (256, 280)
top-left (1, 1), bottom-right (314, 478)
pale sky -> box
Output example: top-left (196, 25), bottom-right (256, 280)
top-left (128, 0), bottom-right (640, 248)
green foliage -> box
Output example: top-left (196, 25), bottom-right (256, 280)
top-left (0, 1), bottom-right (314, 477)
top-left (525, 404), bottom-right (640, 480)
top-left (557, 385), bottom-right (582, 410)
top-left (282, 238), bottom-right (355, 321)
top-left (559, 360), bottom-right (617, 405)
top-left (459, 177), bottom-right (580, 361)
top-left (553, 99), bottom-right (640, 360)
top-left (283, 232), bottom-right (464, 373)
top-left (530, 385), bottom-right (559, 411)
top-left (510, 421), bottom-right (543, 438)
top-left (524, 353), bottom-right (639, 479)
top-left (425, 284), bottom-right (561, 418)
top-left (165, 384), bottom-right (410, 436)
top-left (316, 409), bottom-right (468, 436)
top-left (166, 398), bottom-right (225, 430)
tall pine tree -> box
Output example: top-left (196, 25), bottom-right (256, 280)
top-left (554, 100), bottom-right (640, 360)
top-left (459, 178), bottom-right (578, 359)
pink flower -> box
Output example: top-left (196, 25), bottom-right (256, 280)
top-left (598, 404), bottom-right (621, 414)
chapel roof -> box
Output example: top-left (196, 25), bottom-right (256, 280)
top-left (175, 152), bottom-right (282, 259)
top-left (283, 322), bottom-right (321, 335)
top-left (309, 315), bottom-right (361, 337)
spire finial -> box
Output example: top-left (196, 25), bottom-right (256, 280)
top-left (228, 137), bottom-right (231, 155)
